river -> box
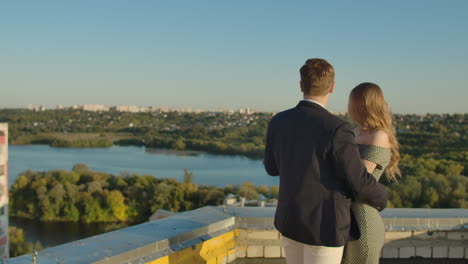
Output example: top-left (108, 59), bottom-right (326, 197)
top-left (7, 145), bottom-right (278, 247)
top-left (8, 145), bottom-right (278, 188)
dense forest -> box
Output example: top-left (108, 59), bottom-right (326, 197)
top-left (9, 162), bottom-right (466, 225)
top-left (9, 164), bottom-right (276, 223)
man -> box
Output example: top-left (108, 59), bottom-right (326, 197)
top-left (264, 58), bottom-right (388, 264)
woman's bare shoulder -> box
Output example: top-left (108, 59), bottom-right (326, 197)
top-left (360, 130), bottom-right (391, 148)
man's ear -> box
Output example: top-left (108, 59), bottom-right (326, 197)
top-left (300, 81), bottom-right (304, 93)
top-left (329, 82), bottom-right (336, 94)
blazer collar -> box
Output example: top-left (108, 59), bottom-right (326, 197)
top-left (296, 100), bottom-right (328, 111)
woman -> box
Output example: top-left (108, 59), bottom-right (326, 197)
top-left (341, 82), bottom-right (400, 264)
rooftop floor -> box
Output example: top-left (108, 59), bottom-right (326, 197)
top-left (232, 259), bottom-right (468, 264)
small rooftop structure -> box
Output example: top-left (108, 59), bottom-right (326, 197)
top-left (223, 194), bottom-right (278, 208)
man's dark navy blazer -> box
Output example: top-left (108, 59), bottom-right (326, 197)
top-left (264, 100), bottom-right (388, 247)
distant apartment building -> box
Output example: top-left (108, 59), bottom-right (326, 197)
top-left (238, 108), bottom-right (254, 115)
top-left (28, 105), bottom-right (46, 111)
top-left (111, 105), bottom-right (136, 112)
top-left (0, 123), bottom-right (8, 257)
top-left (81, 104), bottom-right (109, 112)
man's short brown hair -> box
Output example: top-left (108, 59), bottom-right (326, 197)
top-left (300, 58), bottom-right (335, 96)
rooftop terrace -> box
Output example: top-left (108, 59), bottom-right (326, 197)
top-left (8, 207), bottom-right (468, 264)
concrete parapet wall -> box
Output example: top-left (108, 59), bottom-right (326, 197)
top-left (147, 230), bottom-right (237, 264)
top-left (8, 207), bottom-right (468, 263)
top-left (232, 230), bottom-right (468, 260)
top-left (382, 230), bottom-right (467, 259)
top-left (9, 207), bottom-right (236, 264)
top-left (236, 229), bottom-right (283, 259)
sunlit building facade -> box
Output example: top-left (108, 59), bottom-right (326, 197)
top-left (0, 123), bottom-right (8, 257)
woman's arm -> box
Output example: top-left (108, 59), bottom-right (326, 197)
top-left (362, 159), bottom-right (377, 173)
top-left (357, 130), bottom-right (390, 173)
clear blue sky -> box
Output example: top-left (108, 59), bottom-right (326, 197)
top-left (1, 1), bottom-right (467, 113)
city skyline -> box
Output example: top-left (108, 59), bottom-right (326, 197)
top-left (1, 1), bottom-right (468, 114)
top-left (11, 103), bottom-right (466, 116)
top-left (23, 103), bottom-right (258, 114)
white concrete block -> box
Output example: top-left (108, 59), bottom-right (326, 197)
top-left (247, 245), bottom-right (264, 258)
top-left (264, 245), bottom-right (281, 258)
top-left (246, 230), bottom-right (280, 240)
top-left (382, 247), bottom-right (398, 258)
top-left (433, 246), bottom-right (448, 258)
top-left (448, 247), bottom-right (464, 258)
top-left (227, 252), bottom-right (236, 263)
top-left (415, 247), bottom-right (431, 258)
top-left (447, 231), bottom-right (466, 240)
top-left (399, 247), bottom-right (415, 258)
top-left (236, 247), bottom-right (246, 258)
top-left (281, 246), bottom-right (286, 258)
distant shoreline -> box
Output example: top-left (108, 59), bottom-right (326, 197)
top-left (9, 131), bottom-right (264, 159)
top-left (145, 147), bottom-right (204, 156)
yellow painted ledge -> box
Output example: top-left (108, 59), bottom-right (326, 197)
top-left (147, 230), bottom-right (238, 264)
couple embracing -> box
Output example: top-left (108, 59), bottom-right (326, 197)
top-left (264, 58), bottom-right (400, 264)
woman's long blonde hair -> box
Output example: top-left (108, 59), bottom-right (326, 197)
top-left (348, 82), bottom-right (401, 181)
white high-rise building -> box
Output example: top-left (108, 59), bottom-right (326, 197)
top-left (0, 123), bottom-right (8, 257)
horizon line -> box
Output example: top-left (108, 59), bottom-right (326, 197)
top-left (0, 104), bottom-right (466, 115)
